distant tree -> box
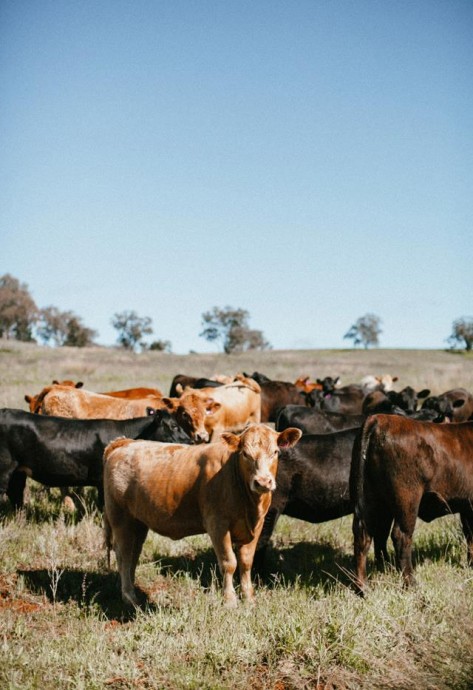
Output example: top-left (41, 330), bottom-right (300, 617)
top-left (36, 306), bottom-right (97, 347)
top-left (447, 316), bottom-right (473, 352)
top-left (200, 306), bottom-right (271, 354)
top-left (148, 339), bottom-right (172, 353)
top-left (63, 315), bottom-right (97, 347)
top-left (0, 273), bottom-right (38, 341)
top-left (344, 313), bottom-right (382, 349)
top-left (112, 310), bottom-right (153, 351)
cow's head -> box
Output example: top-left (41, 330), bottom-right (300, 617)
top-left (222, 424), bottom-right (302, 495)
top-left (161, 393), bottom-right (220, 443)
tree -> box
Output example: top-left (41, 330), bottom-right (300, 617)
top-left (111, 310), bottom-right (153, 351)
top-left (36, 306), bottom-right (97, 347)
top-left (0, 273), bottom-right (38, 341)
top-left (200, 306), bottom-right (271, 354)
top-left (344, 313), bottom-right (382, 349)
top-left (148, 339), bottom-right (172, 353)
top-left (447, 316), bottom-right (473, 352)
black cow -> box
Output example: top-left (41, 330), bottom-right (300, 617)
top-left (0, 408), bottom-right (192, 510)
top-left (350, 415), bottom-right (473, 593)
top-left (307, 384), bottom-right (365, 415)
top-left (253, 428), bottom-right (358, 574)
top-left (385, 386), bottom-right (430, 413)
top-left (276, 405), bottom-right (364, 434)
top-left (169, 374), bottom-right (224, 397)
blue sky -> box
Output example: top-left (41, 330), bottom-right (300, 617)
top-left (1, 0), bottom-right (472, 353)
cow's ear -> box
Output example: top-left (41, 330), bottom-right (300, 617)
top-left (453, 399), bottom-right (465, 408)
top-left (334, 377), bottom-right (340, 385)
top-left (52, 380), bottom-right (59, 385)
top-left (277, 427), bottom-right (302, 449)
top-left (25, 395), bottom-right (31, 403)
top-left (161, 397), bottom-right (176, 410)
top-left (176, 383), bottom-right (183, 395)
top-left (76, 381), bottom-right (84, 389)
top-left (221, 432), bottom-right (240, 451)
top-left (392, 376), bottom-right (399, 382)
top-left (417, 389), bottom-right (430, 399)
top-left (205, 400), bottom-right (221, 415)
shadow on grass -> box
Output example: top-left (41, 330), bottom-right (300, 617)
top-left (17, 568), bottom-right (155, 621)
top-left (17, 529), bottom-right (467, 619)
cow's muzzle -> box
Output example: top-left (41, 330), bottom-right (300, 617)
top-left (252, 475), bottom-right (276, 494)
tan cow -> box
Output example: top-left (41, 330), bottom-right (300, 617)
top-left (25, 380), bottom-right (84, 413)
top-left (39, 385), bottom-right (163, 419)
top-left (103, 423), bottom-right (302, 607)
top-left (179, 374), bottom-right (261, 441)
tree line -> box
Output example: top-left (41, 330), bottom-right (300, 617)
top-left (0, 273), bottom-right (471, 353)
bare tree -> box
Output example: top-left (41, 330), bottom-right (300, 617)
top-left (200, 306), bottom-right (271, 354)
top-left (344, 313), bottom-right (382, 349)
top-left (0, 274), bottom-right (38, 341)
top-left (112, 310), bottom-right (153, 351)
top-left (447, 316), bottom-right (473, 352)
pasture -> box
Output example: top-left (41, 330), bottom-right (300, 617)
top-left (1, 340), bottom-right (473, 689)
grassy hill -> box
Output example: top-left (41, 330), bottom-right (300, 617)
top-left (1, 341), bottom-right (473, 689)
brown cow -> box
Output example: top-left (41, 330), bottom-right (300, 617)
top-left (350, 414), bottom-right (473, 593)
top-left (157, 391), bottom-right (220, 443)
top-left (293, 376), bottom-right (323, 394)
top-left (182, 374), bottom-right (261, 441)
top-left (99, 387), bottom-right (163, 400)
top-left (103, 423), bottom-right (302, 607)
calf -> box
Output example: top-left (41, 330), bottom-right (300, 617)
top-left (103, 424), bottom-right (302, 607)
top-left (253, 428), bottom-right (358, 574)
top-left (0, 408), bottom-right (192, 510)
top-left (350, 415), bottom-right (473, 593)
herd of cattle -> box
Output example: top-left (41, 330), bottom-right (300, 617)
top-left (1, 370), bottom-right (472, 605)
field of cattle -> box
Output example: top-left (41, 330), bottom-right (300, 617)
top-left (1, 340), bottom-right (473, 690)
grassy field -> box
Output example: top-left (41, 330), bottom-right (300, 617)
top-left (1, 340), bottom-right (473, 689)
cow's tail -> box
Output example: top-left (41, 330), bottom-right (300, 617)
top-left (103, 509), bottom-right (113, 570)
top-left (350, 415), bottom-right (379, 522)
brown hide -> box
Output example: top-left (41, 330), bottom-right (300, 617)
top-left (103, 423), bottom-right (302, 607)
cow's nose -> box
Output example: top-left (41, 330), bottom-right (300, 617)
top-left (195, 431), bottom-right (210, 444)
top-left (253, 475), bottom-right (276, 493)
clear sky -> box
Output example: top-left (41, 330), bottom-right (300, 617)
top-left (1, 0), bottom-right (472, 353)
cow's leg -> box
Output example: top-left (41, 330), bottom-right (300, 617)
top-left (252, 507), bottom-right (281, 577)
top-left (391, 506), bottom-right (418, 587)
top-left (352, 513), bottom-right (372, 595)
top-left (208, 529), bottom-right (238, 607)
top-left (113, 515), bottom-right (148, 607)
top-left (235, 540), bottom-right (259, 604)
top-left (7, 471), bottom-right (27, 509)
top-left (373, 511), bottom-right (393, 570)
top-left (460, 509), bottom-right (473, 566)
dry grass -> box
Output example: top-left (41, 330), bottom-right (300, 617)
top-left (1, 340), bottom-right (473, 689)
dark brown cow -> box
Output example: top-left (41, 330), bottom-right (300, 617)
top-left (103, 424), bottom-right (302, 607)
top-left (422, 388), bottom-right (473, 422)
top-left (350, 415), bottom-right (473, 593)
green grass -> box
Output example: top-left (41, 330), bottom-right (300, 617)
top-left (1, 341), bottom-right (473, 689)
